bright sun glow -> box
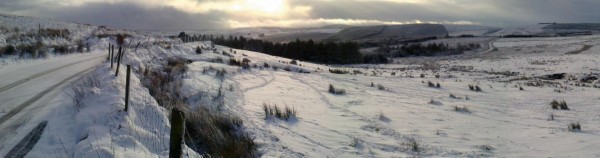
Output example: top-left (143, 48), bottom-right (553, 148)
top-left (246, 0), bottom-right (284, 13)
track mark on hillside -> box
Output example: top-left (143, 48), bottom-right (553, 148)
top-left (241, 71), bottom-right (275, 92)
top-left (289, 73), bottom-right (485, 156)
top-left (566, 45), bottom-right (592, 54)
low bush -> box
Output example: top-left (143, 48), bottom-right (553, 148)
top-left (328, 84), bottom-right (346, 95)
top-left (469, 84), bottom-right (482, 92)
top-left (377, 84), bottom-right (386, 90)
top-left (550, 100), bottom-right (569, 110)
top-left (0, 45), bottom-right (16, 56)
top-left (427, 81), bottom-right (435, 88)
top-left (195, 46), bottom-right (202, 54)
top-left (449, 93), bottom-right (457, 99)
top-left (378, 112), bottom-right (391, 122)
top-left (329, 69), bottom-right (349, 74)
top-left (568, 123), bottom-right (581, 132)
top-left (185, 106), bottom-right (256, 157)
top-left (263, 103), bottom-right (297, 121)
top-left (229, 58), bottom-right (242, 66)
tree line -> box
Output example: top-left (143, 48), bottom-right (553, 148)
top-left (379, 42), bottom-right (481, 57)
top-left (213, 36), bottom-right (364, 64)
top-left (177, 32), bottom-right (370, 64)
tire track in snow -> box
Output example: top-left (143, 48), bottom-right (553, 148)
top-left (0, 64), bottom-right (98, 126)
top-left (0, 56), bottom-right (103, 95)
top-left (231, 72), bottom-right (306, 157)
top-left (0, 65), bottom-right (98, 156)
top-left (290, 73), bottom-right (485, 156)
top-left (288, 73), bottom-right (419, 153)
top-left (241, 71), bottom-right (275, 93)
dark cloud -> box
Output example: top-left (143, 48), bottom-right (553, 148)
top-left (1, 1), bottom-right (227, 30)
top-left (291, 0), bottom-right (600, 27)
top-left (1, 0), bottom-right (600, 29)
top-left (48, 2), bottom-right (227, 30)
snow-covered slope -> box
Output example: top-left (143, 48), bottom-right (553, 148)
top-left (190, 34), bottom-right (600, 157)
top-left (2, 13), bottom-right (600, 157)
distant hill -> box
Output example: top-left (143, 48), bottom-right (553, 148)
top-left (487, 23), bottom-right (600, 37)
top-left (443, 24), bottom-right (500, 36)
top-left (261, 32), bottom-right (334, 43)
top-left (327, 24), bottom-right (448, 42)
top-left (542, 23), bottom-right (600, 31)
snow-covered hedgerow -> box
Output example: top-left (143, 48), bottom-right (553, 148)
top-left (28, 63), bottom-right (201, 157)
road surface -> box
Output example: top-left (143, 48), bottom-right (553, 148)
top-left (0, 52), bottom-right (105, 156)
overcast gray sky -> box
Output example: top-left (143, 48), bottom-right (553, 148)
top-left (1, 0), bottom-right (599, 30)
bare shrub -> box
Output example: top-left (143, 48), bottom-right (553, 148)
top-left (406, 136), bottom-right (421, 152)
top-left (68, 86), bottom-right (85, 112)
top-left (210, 57), bottom-right (224, 63)
top-left (185, 106), bottom-right (256, 157)
top-left (216, 68), bottom-right (227, 78)
top-left (353, 70), bottom-right (363, 75)
top-left (478, 144), bottom-right (493, 151)
top-left (475, 85), bottom-right (482, 92)
top-left (67, 76), bottom-right (100, 112)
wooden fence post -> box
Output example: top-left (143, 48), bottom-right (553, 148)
top-left (115, 46), bottom-right (123, 76)
top-left (169, 108), bottom-right (184, 158)
top-left (125, 65), bottom-right (131, 112)
top-left (107, 43), bottom-right (111, 61)
top-left (111, 45), bottom-right (115, 62)
top-left (110, 45), bottom-right (114, 68)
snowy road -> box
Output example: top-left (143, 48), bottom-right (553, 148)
top-left (0, 53), bottom-right (105, 155)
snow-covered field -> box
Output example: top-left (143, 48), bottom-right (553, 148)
top-left (1, 13), bottom-right (600, 157)
top-left (213, 35), bottom-right (600, 157)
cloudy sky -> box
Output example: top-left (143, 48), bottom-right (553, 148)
top-left (1, 0), bottom-right (599, 30)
